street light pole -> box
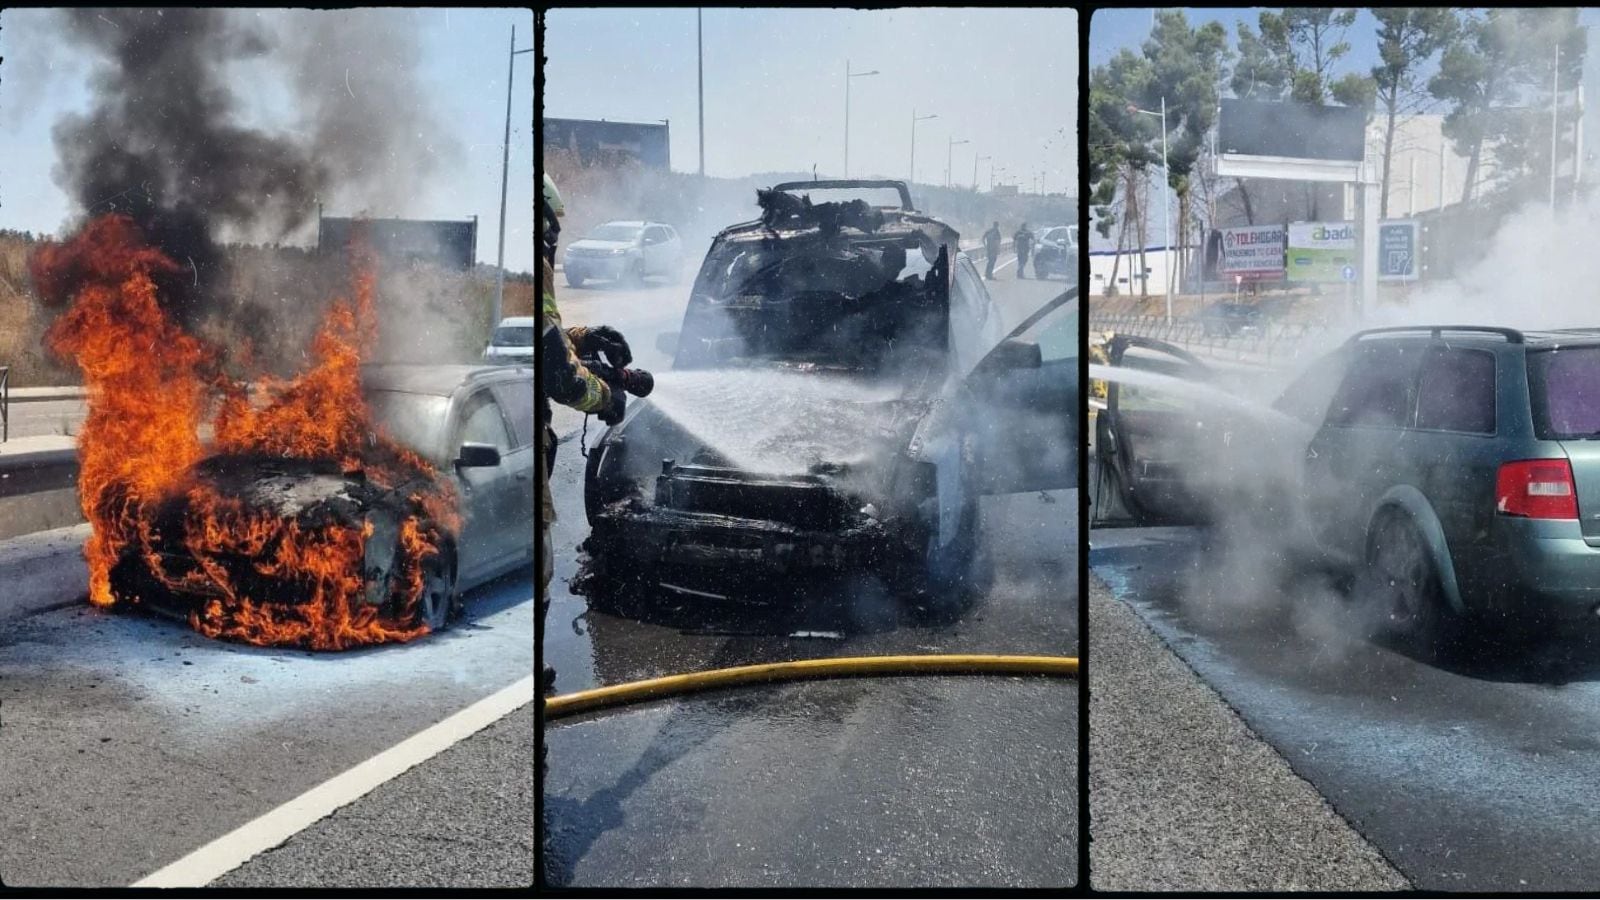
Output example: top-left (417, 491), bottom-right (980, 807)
top-left (1130, 97), bottom-right (1173, 324)
top-left (844, 60), bottom-right (879, 178)
top-left (495, 24), bottom-right (534, 330)
top-left (910, 109), bottom-right (936, 184)
top-left (1552, 42), bottom-right (1561, 211)
top-left (947, 136), bottom-right (968, 188)
top-left (697, 9), bottom-right (705, 176)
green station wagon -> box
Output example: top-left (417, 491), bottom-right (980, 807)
top-left (1099, 326), bottom-right (1600, 649)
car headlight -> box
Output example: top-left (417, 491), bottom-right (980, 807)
top-left (611, 248), bottom-right (630, 255)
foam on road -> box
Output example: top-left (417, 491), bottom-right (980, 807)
top-left (1089, 573), bottom-right (1407, 892)
top-left (0, 572), bottom-right (533, 887)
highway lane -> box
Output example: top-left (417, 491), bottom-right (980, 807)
top-left (0, 570), bottom-right (534, 887)
top-left (1090, 525), bottom-right (1600, 892)
top-left (2, 397), bottom-right (86, 441)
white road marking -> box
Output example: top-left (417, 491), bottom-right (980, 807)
top-left (131, 674), bottom-right (536, 888)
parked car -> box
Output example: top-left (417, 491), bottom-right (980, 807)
top-left (484, 316), bottom-right (534, 364)
top-left (1199, 302), bottom-right (1264, 338)
top-left (562, 221), bottom-right (685, 288)
top-left (1098, 326), bottom-right (1600, 650)
top-left (582, 179), bottom-right (1078, 613)
top-left (108, 365), bottom-right (537, 634)
top-left (1032, 225), bottom-right (1078, 280)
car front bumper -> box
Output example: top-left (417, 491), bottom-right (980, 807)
top-left (563, 254), bottom-right (634, 280)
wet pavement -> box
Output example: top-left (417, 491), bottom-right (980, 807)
top-left (1090, 525), bottom-right (1600, 892)
top-left (542, 428), bottom-right (1079, 886)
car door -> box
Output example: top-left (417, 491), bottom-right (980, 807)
top-left (661, 225), bottom-right (683, 270)
top-left (963, 288), bottom-right (1080, 494)
top-left (450, 386), bottom-right (519, 581)
top-left (1095, 335), bottom-right (1219, 524)
top-left (1305, 340), bottom-right (1427, 559)
top-left (640, 225), bottom-right (667, 275)
top-left (490, 378), bottom-right (537, 567)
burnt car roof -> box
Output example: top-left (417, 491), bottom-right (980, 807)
top-left (1346, 326), bottom-right (1600, 348)
top-left (361, 364), bottom-right (531, 397)
top-left (713, 181), bottom-right (960, 249)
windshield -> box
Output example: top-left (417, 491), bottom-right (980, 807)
top-left (365, 390), bottom-right (451, 462)
top-left (1529, 347), bottom-right (1600, 439)
top-left (492, 326), bottom-right (535, 347)
top-left (587, 224), bottom-right (642, 242)
top-left (675, 236), bottom-right (947, 373)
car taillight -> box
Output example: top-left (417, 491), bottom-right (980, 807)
top-left (1495, 459), bottom-right (1579, 519)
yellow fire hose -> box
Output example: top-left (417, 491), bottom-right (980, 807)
top-left (545, 654), bottom-right (1079, 721)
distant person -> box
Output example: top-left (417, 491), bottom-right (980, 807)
top-left (983, 222), bottom-right (1002, 280)
top-left (1014, 223), bottom-right (1034, 279)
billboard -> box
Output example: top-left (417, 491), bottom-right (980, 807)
top-left (318, 216), bottom-right (478, 271)
top-left (1286, 220), bottom-right (1421, 283)
top-left (543, 118), bottom-right (671, 169)
top-left (1218, 224), bottom-right (1285, 279)
top-left (1218, 99), bottom-right (1368, 162)
top-left (1286, 221), bottom-right (1357, 283)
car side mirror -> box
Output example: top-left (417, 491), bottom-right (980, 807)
top-left (655, 330), bottom-right (680, 357)
top-left (456, 442), bottom-right (501, 469)
top-left (975, 339), bottom-right (1042, 375)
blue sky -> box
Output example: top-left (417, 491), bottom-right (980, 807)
top-left (1091, 8), bottom-right (1600, 105)
top-left (543, 7), bottom-right (1076, 195)
top-left (0, 8), bottom-right (535, 273)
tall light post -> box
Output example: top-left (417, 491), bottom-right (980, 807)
top-left (910, 109), bottom-right (937, 184)
top-left (697, 9), bottom-right (704, 176)
top-left (1551, 42), bottom-right (1561, 211)
top-left (844, 60), bottom-right (879, 178)
top-left (974, 154), bottom-right (990, 191)
top-left (495, 24), bottom-right (534, 330)
top-left (947, 136), bottom-right (968, 188)
top-left (1130, 98), bottom-right (1172, 324)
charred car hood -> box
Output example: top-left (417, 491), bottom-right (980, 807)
top-left (620, 372), bottom-right (931, 479)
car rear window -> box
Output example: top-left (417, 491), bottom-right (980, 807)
top-left (1414, 347), bottom-right (1496, 434)
top-left (1325, 342), bottom-right (1425, 429)
top-left (492, 326), bottom-right (534, 347)
top-left (1529, 346), bottom-right (1600, 439)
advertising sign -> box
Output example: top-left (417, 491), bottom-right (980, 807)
top-left (1286, 221), bottom-right (1358, 283)
top-left (1219, 225), bottom-right (1285, 280)
top-left (1377, 219), bottom-right (1419, 282)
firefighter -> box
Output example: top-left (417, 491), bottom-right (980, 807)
top-left (539, 174), bottom-right (627, 781)
top-left (983, 221), bottom-right (1002, 280)
top-left (1014, 222), bottom-right (1035, 279)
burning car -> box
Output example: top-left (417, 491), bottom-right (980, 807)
top-left (581, 179), bottom-right (1078, 611)
top-left (102, 366), bottom-right (536, 644)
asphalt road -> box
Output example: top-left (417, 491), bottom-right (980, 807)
top-left (0, 570), bottom-right (535, 887)
top-left (1089, 524), bottom-right (1600, 892)
top-left (541, 275), bottom-right (1080, 888)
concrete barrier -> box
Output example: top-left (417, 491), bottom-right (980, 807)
top-left (0, 523), bottom-right (90, 622)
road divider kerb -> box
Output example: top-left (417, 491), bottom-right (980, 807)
top-left (546, 654), bottom-right (1080, 720)
top-left (0, 523), bottom-right (90, 622)
top-left (131, 673), bottom-right (536, 888)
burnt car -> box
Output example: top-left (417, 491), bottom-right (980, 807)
top-left (582, 179), bottom-right (1078, 612)
top-left (108, 365), bottom-right (537, 633)
top-left (1199, 302), bottom-right (1265, 338)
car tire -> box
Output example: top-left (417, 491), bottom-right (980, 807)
top-left (415, 543), bottom-right (458, 632)
top-left (1361, 511), bottom-right (1460, 657)
top-left (910, 499), bottom-right (985, 620)
top-left (565, 269), bottom-right (586, 288)
top-left (1035, 259), bottom-right (1048, 280)
top-left (624, 259), bottom-right (646, 288)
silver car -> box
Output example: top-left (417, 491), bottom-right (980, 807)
top-left (562, 220), bottom-right (685, 287)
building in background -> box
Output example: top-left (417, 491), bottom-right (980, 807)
top-left (317, 213), bottom-right (479, 271)
top-left (543, 118), bottom-right (672, 170)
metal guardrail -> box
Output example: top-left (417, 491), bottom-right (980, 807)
top-left (1, 366), bottom-right (8, 443)
top-left (1087, 313), bottom-right (1333, 366)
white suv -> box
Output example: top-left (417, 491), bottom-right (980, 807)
top-left (562, 221), bottom-right (685, 287)
top-left (484, 316), bottom-right (534, 364)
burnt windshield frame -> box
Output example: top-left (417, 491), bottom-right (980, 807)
top-left (1527, 345), bottom-right (1600, 440)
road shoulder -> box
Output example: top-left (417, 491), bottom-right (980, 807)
top-left (1088, 573), bottom-right (1408, 892)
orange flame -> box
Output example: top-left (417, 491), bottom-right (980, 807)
top-left (34, 214), bottom-right (461, 650)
